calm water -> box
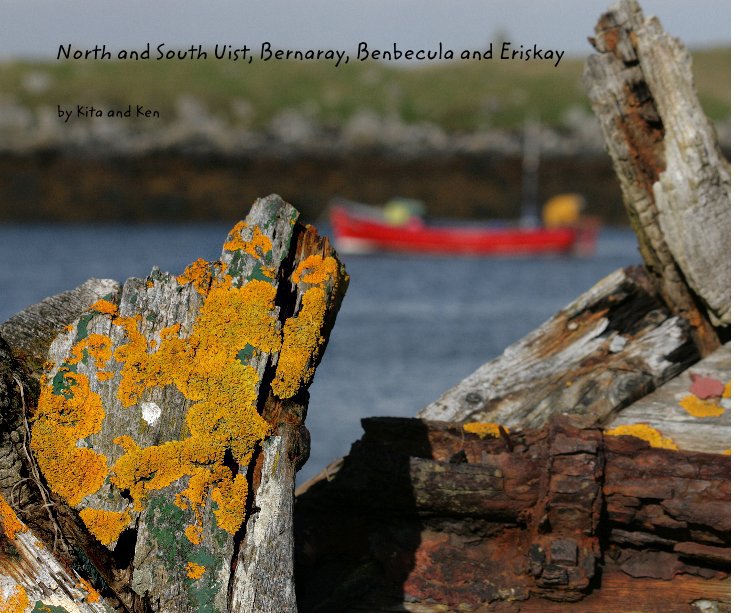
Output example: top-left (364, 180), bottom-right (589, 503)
top-left (0, 223), bottom-right (640, 483)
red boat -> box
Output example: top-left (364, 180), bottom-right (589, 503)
top-left (329, 201), bottom-right (598, 257)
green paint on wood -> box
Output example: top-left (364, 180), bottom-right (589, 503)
top-left (187, 547), bottom-right (221, 613)
top-left (227, 250), bottom-right (246, 279)
top-left (75, 312), bottom-right (94, 342)
top-left (32, 602), bottom-right (71, 613)
top-left (249, 264), bottom-right (271, 282)
top-left (237, 344), bottom-right (257, 365)
top-left (51, 365), bottom-right (77, 397)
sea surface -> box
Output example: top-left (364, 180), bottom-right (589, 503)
top-left (0, 223), bottom-right (640, 483)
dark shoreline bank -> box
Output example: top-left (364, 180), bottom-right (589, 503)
top-left (0, 149), bottom-right (644, 224)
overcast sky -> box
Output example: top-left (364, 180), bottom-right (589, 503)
top-left (1, 0), bottom-right (730, 59)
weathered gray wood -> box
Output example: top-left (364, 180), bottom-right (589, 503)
top-left (0, 278), bottom-right (120, 369)
top-left (605, 342), bottom-right (730, 454)
top-left (2, 194), bottom-right (346, 612)
top-left (419, 266), bottom-right (695, 427)
top-left (583, 0), bottom-right (730, 352)
top-left (231, 218), bottom-right (344, 612)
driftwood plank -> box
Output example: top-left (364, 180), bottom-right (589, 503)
top-left (0, 194), bottom-right (347, 612)
top-left (583, 0), bottom-right (730, 351)
top-left (419, 265), bottom-right (696, 427)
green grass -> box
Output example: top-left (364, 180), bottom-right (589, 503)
top-left (0, 47), bottom-right (728, 132)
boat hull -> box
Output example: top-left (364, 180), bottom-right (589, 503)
top-left (329, 205), bottom-right (591, 256)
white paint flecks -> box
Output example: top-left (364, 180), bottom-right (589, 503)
top-left (141, 402), bottom-right (161, 425)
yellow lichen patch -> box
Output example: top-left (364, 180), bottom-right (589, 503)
top-left (605, 423), bottom-right (678, 450)
top-left (272, 286), bottom-right (326, 399)
top-left (679, 394), bottom-right (726, 418)
top-left (90, 299), bottom-right (118, 315)
top-left (79, 508), bottom-right (131, 546)
top-left (68, 334), bottom-right (113, 375)
top-left (292, 255), bottom-right (338, 285)
top-left (723, 381), bottom-right (731, 399)
top-left (0, 494), bottom-right (26, 540)
top-left (78, 577), bottom-right (101, 603)
top-left (186, 562), bottom-right (206, 580)
top-left (260, 265), bottom-right (276, 279)
top-left (177, 258), bottom-right (214, 296)
top-left (109, 277), bottom-right (278, 539)
top-left (0, 584), bottom-right (28, 613)
top-left (463, 422), bottom-right (503, 439)
top-left (224, 222), bottom-right (273, 259)
top-left (211, 472), bottom-right (248, 535)
top-left (31, 371), bottom-right (108, 506)
top-left (723, 449), bottom-right (731, 456)
top-left (223, 220), bottom-right (249, 251)
top-left (243, 226), bottom-right (273, 259)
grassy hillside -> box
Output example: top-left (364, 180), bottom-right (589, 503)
top-left (0, 47), bottom-right (728, 132)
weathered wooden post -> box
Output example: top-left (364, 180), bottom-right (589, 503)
top-left (583, 0), bottom-right (730, 354)
top-left (419, 0), bottom-right (730, 430)
top-left (0, 194), bottom-right (347, 612)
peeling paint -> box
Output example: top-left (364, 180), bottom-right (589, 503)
top-left (141, 401), bottom-right (162, 425)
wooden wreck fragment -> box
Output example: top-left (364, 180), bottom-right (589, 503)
top-left (419, 265), bottom-right (696, 427)
top-left (607, 342), bottom-right (730, 454)
top-left (583, 0), bottom-right (730, 352)
top-left (0, 494), bottom-right (109, 612)
top-left (420, 0), bottom-right (731, 429)
top-left (296, 3), bottom-right (730, 611)
top-left (296, 416), bottom-right (729, 611)
top-left (0, 194), bottom-right (347, 612)
top-left (0, 278), bottom-right (120, 371)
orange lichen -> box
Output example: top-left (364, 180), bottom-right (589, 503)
top-left (211, 472), bottom-right (248, 535)
top-left (723, 449), bottom-right (731, 456)
top-left (463, 422), bottom-right (502, 439)
top-left (0, 584), bottom-right (28, 613)
top-left (177, 258), bottom-right (214, 295)
top-left (79, 508), bottom-right (131, 545)
top-left (32, 219), bottom-right (332, 544)
top-left (224, 222), bottom-right (273, 259)
top-left (723, 381), bottom-right (731, 399)
top-left (90, 299), bottom-right (118, 315)
top-left (272, 286), bottom-right (326, 399)
top-left (223, 220), bottom-right (249, 251)
top-left (259, 265), bottom-right (276, 279)
top-left (78, 577), bottom-right (101, 603)
top-left (109, 276), bottom-right (278, 539)
top-left (244, 226), bottom-right (273, 259)
top-left (292, 255), bottom-right (338, 285)
top-left (0, 494), bottom-right (26, 540)
top-left (31, 371), bottom-right (108, 506)
top-left (679, 394), bottom-right (726, 418)
top-left (186, 561), bottom-right (206, 580)
top-left (605, 423), bottom-right (678, 450)
top-left (68, 334), bottom-right (113, 377)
